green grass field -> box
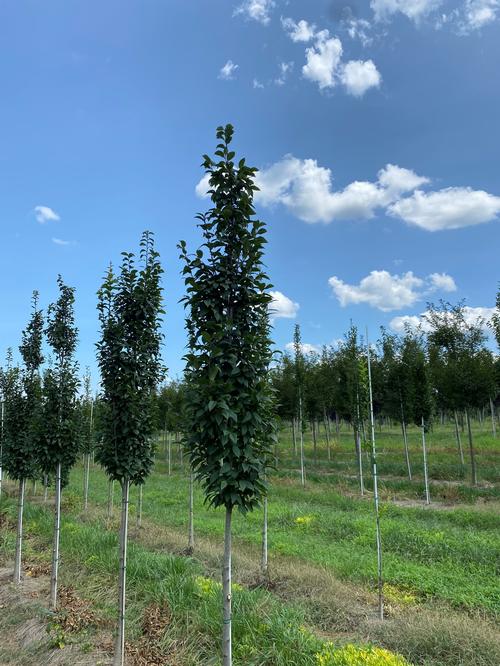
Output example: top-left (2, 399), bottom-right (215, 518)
top-left (1, 419), bottom-right (499, 665)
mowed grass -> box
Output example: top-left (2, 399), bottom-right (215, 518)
top-left (1, 418), bottom-right (499, 665)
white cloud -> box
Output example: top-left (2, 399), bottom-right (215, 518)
top-left (428, 272), bottom-right (457, 292)
top-left (285, 341), bottom-right (319, 354)
top-left (281, 17), bottom-right (317, 41)
top-left (195, 156), bottom-right (500, 231)
top-left (345, 18), bottom-right (373, 46)
top-left (329, 271), bottom-right (424, 311)
top-left (195, 173), bottom-right (211, 198)
top-left (253, 78), bottom-right (264, 89)
top-left (275, 61), bottom-right (294, 86)
top-left (302, 30), bottom-right (343, 89)
top-left (52, 237), bottom-right (72, 246)
top-left (328, 270), bottom-right (457, 311)
top-left (269, 290), bottom-right (299, 319)
top-left (340, 59), bottom-right (382, 97)
top-left (219, 60), bottom-right (239, 80)
top-left (371, 0), bottom-right (443, 23)
top-left (234, 0), bottom-right (275, 25)
top-left (460, 0), bottom-right (499, 31)
top-left (390, 306), bottom-right (495, 333)
top-left (34, 205), bottom-right (60, 224)
top-left (387, 187), bottom-right (500, 231)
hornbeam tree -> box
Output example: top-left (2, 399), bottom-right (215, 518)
top-left (80, 369), bottom-right (95, 511)
top-left (96, 232), bottom-right (164, 666)
top-left (40, 278), bottom-right (79, 608)
top-left (180, 124), bottom-right (274, 666)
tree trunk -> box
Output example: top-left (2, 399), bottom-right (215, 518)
top-left (137, 484), bottom-right (143, 529)
top-left (261, 495), bottom-right (268, 578)
top-left (50, 462), bottom-right (62, 610)
top-left (107, 479), bottom-right (115, 520)
top-left (13, 478), bottom-right (26, 584)
top-left (222, 506), bottom-right (233, 666)
top-left (324, 411), bottom-right (331, 461)
top-left (168, 433), bottom-right (172, 476)
top-left (465, 409), bottom-right (477, 486)
top-left (299, 397), bottom-right (306, 486)
top-left (188, 470), bottom-right (195, 553)
top-left (312, 421), bottom-right (318, 465)
top-left (83, 453), bottom-right (91, 511)
top-left (114, 479), bottom-right (130, 666)
top-left (0, 400), bottom-right (4, 500)
top-left (292, 419), bottom-right (297, 456)
top-left (43, 475), bottom-right (48, 503)
top-left (454, 410), bottom-right (465, 467)
top-left (401, 420), bottom-right (412, 481)
top-left (366, 332), bottom-right (383, 620)
top-left (421, 418), bottom-right (430, 505)
top-left (490, 398), bottom-right (497, 438)
top-left (354, 430), bottom-right (364, 496)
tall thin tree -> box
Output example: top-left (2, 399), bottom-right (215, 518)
top-left (96, 232), bottom-right (164, 666)
top-left (180, 124), bottom-right (274, 666)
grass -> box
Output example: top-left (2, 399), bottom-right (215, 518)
top-left (0, 418), bottom-right (499, 664)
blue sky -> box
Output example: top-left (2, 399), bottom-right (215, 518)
top-left (1, 0), bottom-right (499, 381)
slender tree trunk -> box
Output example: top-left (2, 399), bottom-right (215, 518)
top-left (465, 409), bottom-right (477, 486)
top-left (490, 398), bottom-right (497, 438)
top-left (13, 478), bottom-right (26, 584)
top-left (401, 420), bottom-right (412, 480)
top-left (324, 411), bottom-right (331, 461)
top-left (354, 430), bottom-right (364, 496)
top-left (299, 397), bottom-right (305, 486)
top-left (421, 418), bottom-right (430, 505)
top-left (114, 479), bottom-right (130, 666)
top-left (222, 506), bottom-right (232, 666)
top-left (454, 410), bottom-right (465, 467)
top-left (188, 470), bottom-right (195, 553)
top-left (50, 462), bottom-right (62, 610)
top-left (366, 332), bottom-right (383, 620)
top-left (292, 419), bottom-right (297, 456)
top-left (137, 484), bottom-right (143, 528)
top-left (261, 495), bottom-right (268, 577)
top-left (107, 479), bottom-right (115, 520)
top-left (168, 433), bottom-right (172, 476)
top-left (312, 421), bottom-right (318, 465)
top-left (43, 475), bottom-right (48, 503)
top-left (335, 413), bottom-right (340, 441)
top-left (83, 453), bottom-right (91, 511)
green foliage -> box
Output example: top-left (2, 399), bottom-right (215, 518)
top-left (96, 231), bottom-right (165, 485)
top-left (180, 124), bottom-right (274, 513)
top-left (2, 292), bottom-right (44, 481)
top-left (39, 277), bottom-right (80, 485)
top-left (78, 368), bottom-right (95, 456)
top-left (316, 643), bottom-right (411, 666)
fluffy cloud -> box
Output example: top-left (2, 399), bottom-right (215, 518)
top-left (340, 59), bottom-right (382, 97)
top-left (219, 60), bottom-right (238, 80)
top-left (234, 0), bottom-right (275, 25)
top-left (460, 0), bottom-right (499, 31)
top-left (390, 306), bottom-right (495, 333)
top-left (328, 270), bottom-right (457, 311)
top-left (283, 20), bottom-right (381, 96)
top-left (387, 187), bottom-right (500, 231)
top-left (196, 156), bottom-right (500, 231)
top-left (428, 272), bottom-right (457, 292)
top-left (275, 61), bottom-right (294, 86)
top-left (281, 17), bottom-right (317, 42)
top-left (285, 341), bottom-right (319, 354)
top-left (371, 0), bottom-right (443, 22)
top-left (34, 205), bottom-right (60, 224)
top-left (269, 290), bottom-right (299, 319)
top-left (303, 30), bottom-right (343, 89)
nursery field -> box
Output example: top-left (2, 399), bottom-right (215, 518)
top-left (1, 420), bottom-right (499, 666)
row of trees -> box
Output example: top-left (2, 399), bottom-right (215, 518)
top-left (0, 125), bottom-right (274, 666)
top-left (271, 303), bottom-right (499, 488)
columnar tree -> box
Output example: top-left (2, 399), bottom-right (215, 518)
top-left (39, 278), bottom-right (79, 608)
top-left (293, 324), bottom-right (306, 484)
top-left (180, 124), bottom-right (274, 666)
top-left (80, 369), bottom-right (94, 510)
top-left (96, 232), bottom-right (164, 666)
